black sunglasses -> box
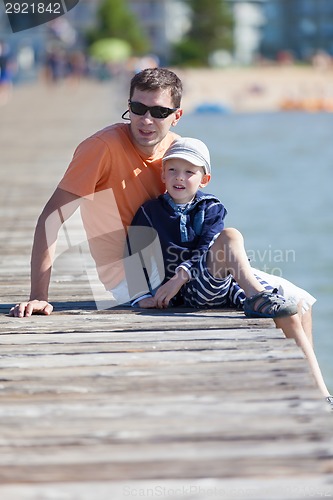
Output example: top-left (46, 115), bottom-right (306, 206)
top-left (128, 100), bottom-right (178, 119)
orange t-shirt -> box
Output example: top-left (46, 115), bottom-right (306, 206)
top-left (58, 123), bottom-right (178, 289)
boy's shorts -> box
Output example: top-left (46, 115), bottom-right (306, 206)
top-left (182, 253), bottom-right (316, 313)
top-left (182, 253), bottom-right (246, 308)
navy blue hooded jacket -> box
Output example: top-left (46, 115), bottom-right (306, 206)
top-left (129, 190), bottom-right (227, 285)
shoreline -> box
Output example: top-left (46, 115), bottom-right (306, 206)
top-left (176, 65), bottom-right (333, 113)
top-left (4, 65), bottom-right (333, 115)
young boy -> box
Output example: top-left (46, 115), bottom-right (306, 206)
top-left (129, 137), bottom-right (296, 316)
top-left (128, 137), bottom-right (332, 403)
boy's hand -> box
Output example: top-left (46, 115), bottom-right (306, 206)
top-left (137, 297), bottom-right (156, 308)
top-left (9, 300), bottom-right (53, 318)
top-left (154, 268), bottom-right (189, 308)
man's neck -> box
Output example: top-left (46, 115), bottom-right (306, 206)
top-left (127, 125), bottom-right (162, 158)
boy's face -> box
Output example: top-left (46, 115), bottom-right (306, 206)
top-left (128, 88), bottom-right (182, 155)
top-left (162, 158), bottom-right (210, 204)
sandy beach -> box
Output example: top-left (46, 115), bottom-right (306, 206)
top-left (177, 65), bottom-right (333, 113)
top-left (2, 64), bottom-right (333, 116)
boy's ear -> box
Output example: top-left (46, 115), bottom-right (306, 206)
top-left (200, 174), bottom-right (211, 188)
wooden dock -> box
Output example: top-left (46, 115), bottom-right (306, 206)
top-left (0, 80), bottom-right (332, 499)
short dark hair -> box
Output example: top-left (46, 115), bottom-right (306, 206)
top-left (129, 68), bottom-right (183, 108)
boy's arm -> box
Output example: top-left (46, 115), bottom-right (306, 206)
top-left (153, 267), bottom-right (189, 308)
top-left (131, 203), bottom-right (188, 308)
top-left (136, 267), bottom-right (189, 309)
top-left (134, 202), bottom-right (227, 308)
top-left (9, 188), bottom-right (81, 317)
top-left (127, 204), bottom-right (158, 304)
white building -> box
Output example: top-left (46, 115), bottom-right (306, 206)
top-left (228, 0), bottom-right (266, 65)
top-left (128, 0), bottom-right (190, 64)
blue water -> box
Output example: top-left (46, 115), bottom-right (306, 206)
top-left (177, 111), bottom-right (333, 391)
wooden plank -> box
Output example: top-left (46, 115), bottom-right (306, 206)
top-left (0, 308), bottom-right (274, 333)
top-left (0, 337), bottom-right (299, 355)
top-left (0, 441), bottom-right (331, 483)
top-left (0, 477), bottom-right (333, 500)
top-left (0, 324), bottom-right (281, 343)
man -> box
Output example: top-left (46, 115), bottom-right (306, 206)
top-left (10, 68), bottom-right (183, 317)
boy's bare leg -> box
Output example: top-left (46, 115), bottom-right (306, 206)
top-left (206, 228), bottom-right (267, 297)
top-left (208, 229), bottom-right (313, 334)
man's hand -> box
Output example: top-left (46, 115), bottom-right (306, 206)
top-left (9, 300), bottom-right (53, 318)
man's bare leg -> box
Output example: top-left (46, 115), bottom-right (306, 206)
top-left (300, 306), bottom-right (313, 346)
top-left (207, 228), bottom-right (330, 397)
top-left (275, 315), bottom-right (330, 397)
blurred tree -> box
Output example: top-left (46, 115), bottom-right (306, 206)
top-left (86, 0), bottom-right (150, 55)
top-left (172, 0), bottom-right (234, 66)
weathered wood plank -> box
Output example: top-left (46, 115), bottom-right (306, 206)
top-left (0, 346), bottom-right (305, 370)
top-left (0, 477), bottom-right (333, 500)
top-left (0, 337), bottom-right (298, 356)
top-left (0, 442), bottom-right (331, 483)
top-left (0, 358), bottom-right (315, 406)
top-left (0, 308), bottom-right (274, 333)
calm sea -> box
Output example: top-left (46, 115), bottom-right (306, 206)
top-left (177, 111), bottom-right (333, 392)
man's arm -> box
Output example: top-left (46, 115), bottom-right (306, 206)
top-left (9, 188), bottom-right (81, 317)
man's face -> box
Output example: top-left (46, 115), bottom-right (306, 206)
top-left (128, 88), bottom-right (182, 155)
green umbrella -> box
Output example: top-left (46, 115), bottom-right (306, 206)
top-left (89, 38), bottom-right (132, 63)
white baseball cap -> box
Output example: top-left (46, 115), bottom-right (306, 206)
top-left (162, 137), bottom-right (211, 175)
